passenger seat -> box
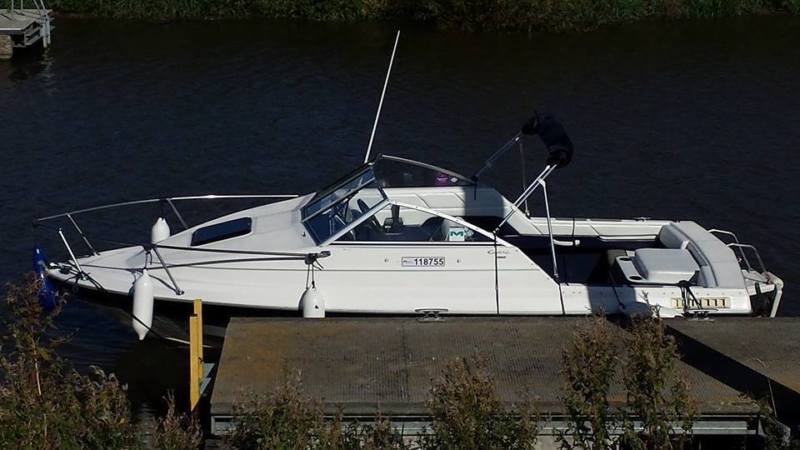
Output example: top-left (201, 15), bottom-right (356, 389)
top-left (658, 222), bottom-right (745, 289)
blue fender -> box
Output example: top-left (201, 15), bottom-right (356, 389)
top-left (33, 246), bottom-right (57, 309)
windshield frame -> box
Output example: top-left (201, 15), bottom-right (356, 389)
top-left (375, 154), bottom-right (476, 187)
top-left (318, 198), bottom-right (390, 246)
top-left (301, 155), bottom-right (479, 245)
top-left (301, 165), bottom-right (388, 244)
top-left (302, 165), bottom-right (385, 222)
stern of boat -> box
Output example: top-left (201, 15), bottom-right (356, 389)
top-left (708, 229), bottom-right (784, 317)
top-left (743, 270), bottom-right (784, 317)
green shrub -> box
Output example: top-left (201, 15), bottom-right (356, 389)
top-left (353, 414), bottom-right (408, 450)
top-left (227, 373), bottom-right (326, 449)
top-left (46, 0), bottom-right (800, 29)
top-left (152, 392), bottom-right (204, 450)
top-left (0, 276), bottom-right (202, 450)
top-left (557, 316), bottom-right (619, 450)
top-left (558, 316), bottom-right (699, 449)
top-left (0, 276), bottom-right (141, 449)
top-left (421, 357), bottom-right (537, 450)
top-left (227, 372), bottom-right (407, 449)
top-left (619, 317), bottom-right (695, 450)
top-left (227, 359), bottom-right (539, 449)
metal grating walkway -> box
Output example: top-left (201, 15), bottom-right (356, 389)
top-left (210, 317), bottom-right (780, 435)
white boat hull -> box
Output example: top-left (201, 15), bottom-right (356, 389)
top-left (41, 158), bottom-right (782, 320)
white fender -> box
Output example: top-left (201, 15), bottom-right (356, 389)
top-left (301, 286), bottom-right (325, 318)
top-left (132, 269), bottom-right (154, 340)
top-left (151, 217), bottom-right (171, 244)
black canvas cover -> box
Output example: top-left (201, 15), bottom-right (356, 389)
top-left (521, 111), bottom-right (574, 168)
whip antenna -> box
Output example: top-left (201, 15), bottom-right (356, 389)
top-left (364, 30), bottom-right (400, 163)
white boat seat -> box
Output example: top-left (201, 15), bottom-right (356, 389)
top-left (658, 222), bottom-right (745, 289)
top-left (617, 248), bottom-right (699, 285)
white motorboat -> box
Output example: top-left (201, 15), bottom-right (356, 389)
top-left (35, 113), bottom-right (784, 330)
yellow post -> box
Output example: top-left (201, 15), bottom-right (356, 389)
top-left (194, 298), bottom-right (204, 368)
top-left (189, 298), bottom-right (203, 411)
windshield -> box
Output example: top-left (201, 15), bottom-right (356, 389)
top-left (302, 167), bottom-right (387, 244)
top-left (373, 155), bottom-right (474, 188)
top-left (304, 167), bottom-right (376, 218)
top-left (301, 156), bottom-right (476, 244)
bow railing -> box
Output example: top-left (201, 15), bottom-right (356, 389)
top-left (33, 194), bottom-right (326, 295)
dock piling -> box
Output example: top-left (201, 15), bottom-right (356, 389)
top-left (0, 34), bottom-right (10, 59)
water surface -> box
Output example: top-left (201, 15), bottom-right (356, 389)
top-left (1, 16), bottom-right (798, 412)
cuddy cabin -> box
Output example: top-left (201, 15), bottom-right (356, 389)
top-left (42, 153), bottom-right (783, 319)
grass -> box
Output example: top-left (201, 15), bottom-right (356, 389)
top-left (45, 0), bottom-right (800, 30)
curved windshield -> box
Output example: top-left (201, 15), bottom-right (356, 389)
top-left (304, 167), bottom-right (376, 218)
top-left (302, 156), bottom-right (476, 244)
top-left (302, 167), bottom-right (387, 244)
top-left (373, 155), bottom-right (474, 188)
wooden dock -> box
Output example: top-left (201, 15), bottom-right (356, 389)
top-left (0, 3), bottom-right (53, 59)
top-left (207, 317), bottom-right (800, 437)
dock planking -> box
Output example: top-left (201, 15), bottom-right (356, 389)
top-left (0, 12), bottom-right (36, 31)
top-left (0, 7), bottom-right (52, 54)
top-left (668, 318), bottom-right (800, 421)
top-left (207, 316), bottom-right (798, 436)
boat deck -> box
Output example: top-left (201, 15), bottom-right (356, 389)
top-left (208, 316), bottom-right (800, 436)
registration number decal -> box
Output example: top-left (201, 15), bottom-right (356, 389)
top-left (402, 257), bottom-right (445, 267)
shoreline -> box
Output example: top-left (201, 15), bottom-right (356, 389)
top-left (46, 1), bottom-right (799, 32)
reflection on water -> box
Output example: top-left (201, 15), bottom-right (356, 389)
top-left (1, 16), bottom-right (799, 414)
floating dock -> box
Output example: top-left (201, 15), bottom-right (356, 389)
top-left (208, 317), bottom-right (800, 437)
top-left (668, 318), bottom-right (800, 420)
top-left (0, 3), bottom-right (53, 59)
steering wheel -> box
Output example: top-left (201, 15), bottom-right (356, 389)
top-left (357, 199), bottom-right (382, 227)
top-left (357, 199), bottom-right (383, 235)
top-left (421, 217), bottom-right (445, 241)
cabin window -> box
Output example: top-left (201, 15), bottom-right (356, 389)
top-left (337, 205), bottom-right (490, 243)
top-left (191, 218), bottom-right (252, 246)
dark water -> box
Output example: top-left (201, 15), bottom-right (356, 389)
top-left (1, 17), bottom-right (799, 413)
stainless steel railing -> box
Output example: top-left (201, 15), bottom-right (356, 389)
top-left (708, 228), bottom-right (767, 274)
top-left (35, 194), bottom-right (299, 222)
top-left (35, 194), bottom-right (299, 254)
top-left (34, 194), bottom-right (332, 296)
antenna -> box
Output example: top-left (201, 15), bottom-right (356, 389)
top-left (364, 30), bottom-right (400, 164)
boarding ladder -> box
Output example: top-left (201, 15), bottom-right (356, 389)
top-left (708, 229), bottom-right (784, 317)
